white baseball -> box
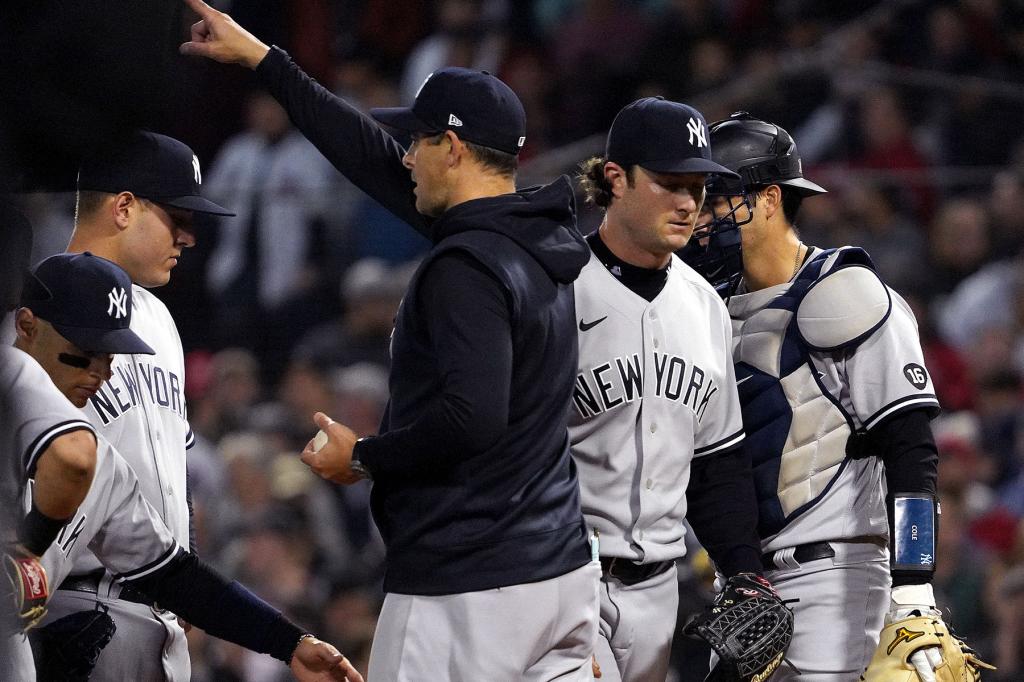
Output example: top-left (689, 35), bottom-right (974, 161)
top-left (313, 430), bottom-right (328, 452)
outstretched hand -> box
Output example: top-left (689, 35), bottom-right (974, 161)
top-left (179, 0), bottom-right (270, 69)
top-left (290, 636), bottom-right (364, 682)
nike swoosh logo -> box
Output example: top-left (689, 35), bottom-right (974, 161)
top-left (579, 316), bottom-right (608, 332)
top-left (737, 375), bottom-right (753, 386)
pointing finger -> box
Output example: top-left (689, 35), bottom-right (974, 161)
top-left (183, 0), bottom-right (217, 19)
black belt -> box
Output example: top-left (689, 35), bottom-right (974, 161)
top-left (58, 569), bottom-right (158, 608)
top-left (600, 557), bottom-right (673, 586)
top-left (761, 541), bottom-right (835, 571)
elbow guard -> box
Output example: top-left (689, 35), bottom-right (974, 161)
top-left (890, 493), bottom-right (938, 581)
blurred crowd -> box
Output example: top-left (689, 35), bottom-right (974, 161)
top-left (17, 0), bottom-right (1024, 679)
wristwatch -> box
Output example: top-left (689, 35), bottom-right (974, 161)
top-left (351, 438), bottom-right (373, 481)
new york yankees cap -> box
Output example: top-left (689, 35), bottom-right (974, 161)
top-left (606, 97), bottom-right (740, 178)
top-left (370, 67), bottom-right (527, 155)
top-left (77, 130), bottom-right (235, 216)
top-left (20, 252), bottom-right (155, 355)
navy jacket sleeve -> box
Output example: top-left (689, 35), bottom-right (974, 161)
top-left (256, 46), bottom-right (429, 236)
top-left (354, 252), bottom-right (512, 477)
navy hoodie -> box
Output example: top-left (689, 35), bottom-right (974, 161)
top-left (259, 48), bottom-right (593, 594)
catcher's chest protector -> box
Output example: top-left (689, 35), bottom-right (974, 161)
top-left (729, 250), bottom-right (854, 538)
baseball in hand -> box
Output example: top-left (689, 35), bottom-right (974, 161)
top-left (313, 430), bottom-right (328, 453)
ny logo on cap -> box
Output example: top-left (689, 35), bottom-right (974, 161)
top-left (192, 154), bottom-right (202, 185)
top-left (107, 287), bottom-right (128, 319)
top-left (687, 117), bottom-right (707, 148)
top-left (448, 114), bottom-right (463, 127)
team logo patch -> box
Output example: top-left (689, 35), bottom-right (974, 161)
top-left (903, 363), bottom-right (928, 390)
top-left (887, 626), bottom-right (925, 655)
top-left (107, 287), bottom-right (128, 319)
top-left (687, 117), bottom-right (707, 148)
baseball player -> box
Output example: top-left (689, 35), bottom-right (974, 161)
top-left (1, 206), bottom-right (98, 681)
top-left (682, 112), bottom-right (989, 679)
top-left (573, 98), bottom-right (770, 682)
top-left (45, 129), bottom-right (234, 681)
top-left (182, 2), bottom-right (601, 679)
top-left (9, 251), bottom-right (361, 682)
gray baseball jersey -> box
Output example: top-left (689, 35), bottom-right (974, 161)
top-left (32, 433), bottom-right (181, 597)
top-left (49, 283), bottom-right (192, 680)
top-left (570, 252), bottom-right (744, 682)
top-left (1, 345), bottom-right (95, 681)
top-left (1, 345), bottom-right (95, 541)
top-left (727, 246), bottom-right (938, 679)
top-left (34, 431), bottom-right (187, 682)
top-left (570, 252), bottom-right (745, 563)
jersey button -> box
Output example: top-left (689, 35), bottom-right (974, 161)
top-left (646, 478), bottom-right (653, 490)
top-left (653, 338), bottom-right (659, 348)
top-left (650, 423), bottom-right (657, 433)
top-left (649, 311), bottom-right (657, 319)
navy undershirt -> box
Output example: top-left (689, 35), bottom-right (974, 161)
top-left (585, 231), bottom-right (669, 301)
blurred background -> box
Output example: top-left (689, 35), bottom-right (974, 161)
top-left (5, 0), bottom-right (1024, 679)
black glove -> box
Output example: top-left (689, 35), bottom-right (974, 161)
top-left (29, 603), bottom-right (117, 681)
top-left (683, 573), bottom-right (795, 682)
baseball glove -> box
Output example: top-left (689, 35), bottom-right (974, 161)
top-left (860, 615), bottom-right (995, 681)
top-left (3, 544), bottom-right (49, 633)
top-left (683, 573), bottom-right (795, 682)
top-left (29, 603), bottom-right (117, 681)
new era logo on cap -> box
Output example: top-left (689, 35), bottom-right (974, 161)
top-left (448, 114), bottom-right (463, 127)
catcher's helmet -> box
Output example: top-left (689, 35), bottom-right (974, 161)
top-left (706, 111), bottom-right (827, 197)
top-left (681, 112), bottom-right (826, 294)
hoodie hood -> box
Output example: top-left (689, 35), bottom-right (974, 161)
top-left (431, 176), bottom-right (589, 284)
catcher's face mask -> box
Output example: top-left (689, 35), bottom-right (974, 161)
top-left (680, 175), bottom-right (752, 295)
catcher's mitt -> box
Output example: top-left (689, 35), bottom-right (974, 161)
top-left (29, 603), bottom-right (117, 681)
top-left (861, 615), bottom-right (995, 681)
top-left (683, 573), bottom-right (795, 682)
top-left (3, 544), bottom-right (49, 633)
